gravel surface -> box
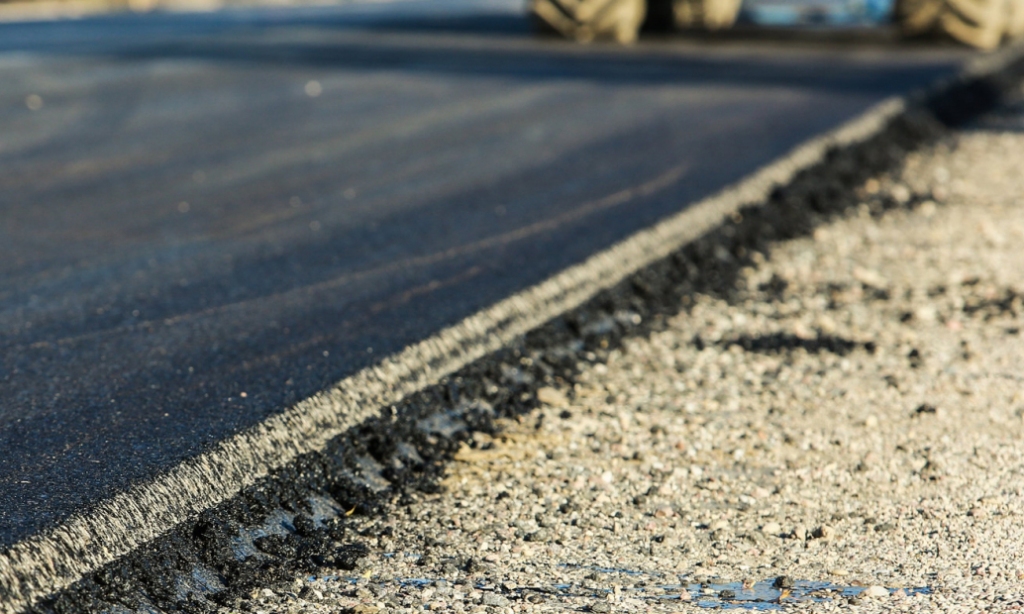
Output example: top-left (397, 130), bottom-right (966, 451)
top-left (218, 92), bottom-right (1024, 613)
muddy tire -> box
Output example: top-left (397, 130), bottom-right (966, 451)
top-left (672, 0), bottom-right (743, 29)
top-left (895, 0), bottom-right (1019, 49)
top-left (528, 0), bottom-right (647, 43)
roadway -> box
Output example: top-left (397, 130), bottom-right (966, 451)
top-left (0, 0), bottom-right (970, 549)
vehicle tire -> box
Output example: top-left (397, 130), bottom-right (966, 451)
top-left (1007, 0), bottom-right (1024, 38)
top-left (529, 0), bottom-right (647, 43)
top-left (895, 0), bottom-right (1012, 49)
top-left (672, 0), bottom-right (743, 29)
top-left (642, 0), bottom-right (676, 31)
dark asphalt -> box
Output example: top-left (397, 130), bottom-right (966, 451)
top-left (0, 0), bottom-right (969, 548)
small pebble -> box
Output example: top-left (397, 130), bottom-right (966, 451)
top-left (536, 387), bottom-right (568, 407)
top-left (481, 594), bottom-right (510, 607)
top-left (890, 183), bottom-right (911, 204)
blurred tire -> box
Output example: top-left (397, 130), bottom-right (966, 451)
top-left (642, 0), bottom-right (676, 31)
top-left (672, 0), bottom-right (743, 29)
top-left (528, 0), bottom-right (647, 43)
top-left (895, 0), bottom-right (1016, 49)
top-left (1007, 0), bottom-right (1024, 38)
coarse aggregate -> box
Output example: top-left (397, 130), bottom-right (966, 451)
top-left (220, 90), bottom-right (1024, 613)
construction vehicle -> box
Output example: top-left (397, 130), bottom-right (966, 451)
top-left (529, 0), bottom-right (1024, 48)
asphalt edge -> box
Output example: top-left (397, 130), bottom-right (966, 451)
top-left (3, 43), bottom-right (1024, 614)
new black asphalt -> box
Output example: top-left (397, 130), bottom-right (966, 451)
top-left (0, 0), bottom-right (970, 549)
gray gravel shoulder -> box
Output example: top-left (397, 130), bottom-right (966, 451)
top-left (225, 91), bottom-right (1024, 614)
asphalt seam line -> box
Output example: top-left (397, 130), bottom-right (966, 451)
top-left (1, 46), bottom-right (1021, 614)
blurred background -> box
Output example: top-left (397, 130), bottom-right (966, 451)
top-left (0, 0), bottom-right (894, 30)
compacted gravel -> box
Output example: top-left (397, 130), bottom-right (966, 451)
top-left (222, 92), bottom-right (1024, 613)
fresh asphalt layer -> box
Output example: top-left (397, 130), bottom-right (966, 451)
top-left (0, 0), bottom-right (972, 553)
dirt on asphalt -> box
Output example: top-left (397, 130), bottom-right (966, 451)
top-left (215, 88), bottom-right (1024, 614)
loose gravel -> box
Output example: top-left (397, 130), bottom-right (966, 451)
top-left (213, 89), bottom-right (1024, 614)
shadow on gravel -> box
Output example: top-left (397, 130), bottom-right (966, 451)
top-left (717, 332), bottom-right (875, 356)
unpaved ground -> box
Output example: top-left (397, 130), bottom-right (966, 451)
top-left (226, 95), bottom-right (1024, 613)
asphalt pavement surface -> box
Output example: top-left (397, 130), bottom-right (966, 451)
top-left (0, 0), bottom-right (971, 551)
